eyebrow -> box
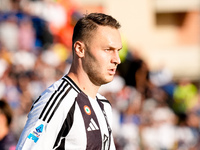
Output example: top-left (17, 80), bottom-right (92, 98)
top-left (115, 46), bottom-right (123, 51)
top-left (108, 45), bottom-right (123, 51)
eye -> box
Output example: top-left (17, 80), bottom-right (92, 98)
top-left (105, 49), bottom-right (111, 52)
top-left (104, 47), bottom-right (120, 53)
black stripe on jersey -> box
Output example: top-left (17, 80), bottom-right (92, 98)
top-left (56, 139), bottom-right (65, 150)
top-left (98, 99), bottom-right (111, 106)
top-left (43, 82), bottom-right (69, 122)
top-left (30, 95), bottom-right (41, 111)
top-left (47, 86), bottom-right (72, 123)
top-left (62, 75), bottom-right (81, 93)
top-left (62, 78), bottom-right (80, 93)
top-left (53, 100), bottom-right (76, 149)
top-left (39, 80), bottom-right (66, 120)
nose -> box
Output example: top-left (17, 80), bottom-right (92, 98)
top-left (112, 50), bottom-right (121, 65)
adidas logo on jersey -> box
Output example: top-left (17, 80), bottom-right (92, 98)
top-left (87, 118), bottom-right (99, 131)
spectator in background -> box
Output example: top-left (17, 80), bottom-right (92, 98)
top-left (0, 99), bottom-right (17, 150)
top-left (115, 87), bottom-right (142, 150)
top-left (0, 16), bottom-right (19, 52)
top-left (141, 105), bottom-right (177, 150)
top-left (173, 78), bottom-right (198, 114)
top-left (117, 50), bottom-right (152, 100)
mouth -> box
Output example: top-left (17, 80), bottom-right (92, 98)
top-left (108, 68), bottom-right (116, 75)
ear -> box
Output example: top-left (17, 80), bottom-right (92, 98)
top-left (73, 41), bottom-right (85, 58)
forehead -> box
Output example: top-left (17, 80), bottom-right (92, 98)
top-left (89, 26), bottom-right (122, 49)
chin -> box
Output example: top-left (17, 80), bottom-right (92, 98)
top-left (93, 75), bottom-right (114, 86)
top-left (103, 77), bottom-right (114, 84)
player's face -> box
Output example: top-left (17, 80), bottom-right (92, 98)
top-left (83, 26), bottom-right (122, 86)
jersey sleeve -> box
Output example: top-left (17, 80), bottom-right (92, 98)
top-left (16, 80), bottom-right (77, 150)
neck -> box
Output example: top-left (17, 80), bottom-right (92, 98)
top-left (67, 71), bottom-right (100, 99)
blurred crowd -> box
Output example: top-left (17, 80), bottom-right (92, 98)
top-left (100, 51), bottom-right (200, 150)
top-left (0, 0), bottom-right (200, 150)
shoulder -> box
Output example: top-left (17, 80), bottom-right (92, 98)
top-left (29, 77), bottom-right (79, 122)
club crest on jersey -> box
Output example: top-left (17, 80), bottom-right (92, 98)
top-left (84, 105), bottom-right (91, 115)
top-left (27, 124), bottom-right (44, 143)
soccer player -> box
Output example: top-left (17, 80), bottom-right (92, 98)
top-left (16, 12), bottom-right (122, 150)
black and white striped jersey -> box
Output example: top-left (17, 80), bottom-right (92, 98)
top-left (16, 75), bottom-right (116, 150)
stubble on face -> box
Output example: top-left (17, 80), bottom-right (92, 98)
top-left (83, 43), bottom-right (108, 86)
top-left (82, 26), bottom-right (121, 86)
